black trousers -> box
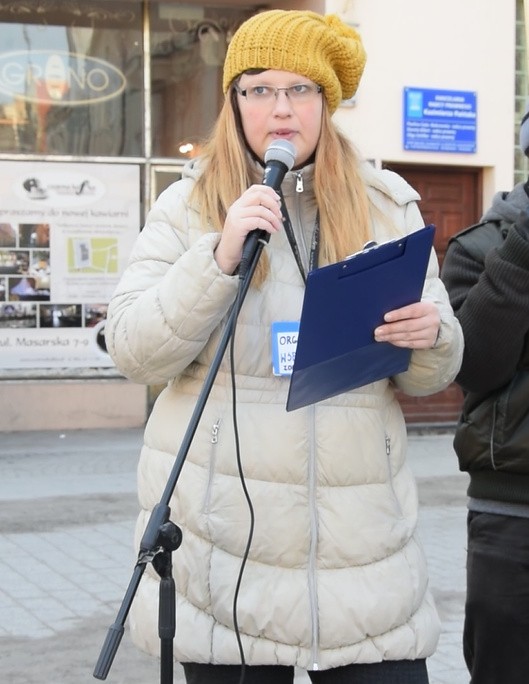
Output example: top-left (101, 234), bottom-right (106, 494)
top-left (182, 660), bottom-right (429, 684)
top-left (464, 511), bottom-right (529, 683)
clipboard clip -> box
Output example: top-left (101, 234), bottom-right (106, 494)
top-left (363, 240), bottom-right (378, 250)
top-left (342, 240), bottom-right (378, 269)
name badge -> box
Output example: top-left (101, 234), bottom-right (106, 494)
top-left (271, 321), bottom-right (299, 376)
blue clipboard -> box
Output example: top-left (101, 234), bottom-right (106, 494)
top-left (286, 224), bottom-right (435, 411)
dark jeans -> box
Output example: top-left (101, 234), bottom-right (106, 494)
top-left (182, 660), bottom-right (429, 684)
top-left (464, 511), bottom-right (529, 683)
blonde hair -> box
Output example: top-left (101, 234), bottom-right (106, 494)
top-left (192, 88), bottom-right (372, 285)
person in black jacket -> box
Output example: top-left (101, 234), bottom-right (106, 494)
top-left (441, 106), bottom-right (529, 684)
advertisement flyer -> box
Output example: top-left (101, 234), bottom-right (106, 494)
top-left (0, 161), bottom-right (140, 368)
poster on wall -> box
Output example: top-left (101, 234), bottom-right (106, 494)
top-left (0, 161), bottom-right (140, 369)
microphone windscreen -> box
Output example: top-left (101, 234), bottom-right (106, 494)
top-left (264, 139), bottom-right (296, 171)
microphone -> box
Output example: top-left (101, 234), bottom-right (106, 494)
top-left (238, 139), bottom-right (297, 278)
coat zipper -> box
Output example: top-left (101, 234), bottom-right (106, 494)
top-left (307, 405), bottom-right (320, 670)
top-left (490, 401), bottom-right (497, 469)
top-left (203, 418), bottom-right (221, 514)
top-left (295, 171), bottom-right (304, 193)
top-left (385, 435), bottom-right (403, 517)
top-left (294, 171), bottom-right (311, 276)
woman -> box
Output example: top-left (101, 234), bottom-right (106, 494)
top-left (105, 10), bottom-right (463, 684)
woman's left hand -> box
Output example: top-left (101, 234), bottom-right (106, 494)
top-left (374, 300), bottom-right (440, 349)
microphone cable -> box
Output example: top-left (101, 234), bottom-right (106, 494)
top-left (228, 281), bottom-right (256, 684)
top-left (224, 139), bottom-right (296, 682)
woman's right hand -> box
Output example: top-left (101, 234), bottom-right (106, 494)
top-left (214, 184), bottom-right (283, 274)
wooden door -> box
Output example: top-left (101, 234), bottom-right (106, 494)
top-left (386, 164), bottom-right (482, 266)
top-left (382, 164), bottom-right (482, 425)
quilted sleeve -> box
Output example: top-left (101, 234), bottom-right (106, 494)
top-left (105, 184), bottom-right (239, 385)
top-left (392, 201), bottom-right (464, 396)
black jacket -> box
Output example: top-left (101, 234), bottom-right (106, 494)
top-left (441, 181), bottom-right (529, 505)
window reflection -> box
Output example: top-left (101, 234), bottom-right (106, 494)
top-left (0, 1), bottom-right (260, 161)
top-left (0, 0), bottom-right (143, 156)
top-left (150, 3), bottom-right (254, 159)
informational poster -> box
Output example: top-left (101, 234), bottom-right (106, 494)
top-left (0, 161), bottom-right (140, 368)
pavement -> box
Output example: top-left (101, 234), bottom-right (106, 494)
top-left (0, 427), bottom-right (470, 684)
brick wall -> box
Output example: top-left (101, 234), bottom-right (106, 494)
top-left (397, 382), bottom-right (464, 427)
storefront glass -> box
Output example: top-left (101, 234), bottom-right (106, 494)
top-left (149, 2), bottom-right (254, 159)
top-left (0, 1), bottom-right (143, 156)
top-left (0, 1), bottom-right (258, 378)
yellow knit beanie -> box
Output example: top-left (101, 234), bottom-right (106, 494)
top-left (222, 10), bottom-right (366, 114)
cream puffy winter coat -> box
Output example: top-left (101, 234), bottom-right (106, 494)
top-left (105, 157), bottom-right (463, 670)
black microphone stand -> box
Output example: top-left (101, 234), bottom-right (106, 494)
top-left (93, 233), bottom-right (269, 683)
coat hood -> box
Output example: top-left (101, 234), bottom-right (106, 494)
top-left (481, 181), bottom-right (529, 224)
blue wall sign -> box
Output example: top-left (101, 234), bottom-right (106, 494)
top-left (403, 87), bottom-right (477, 153)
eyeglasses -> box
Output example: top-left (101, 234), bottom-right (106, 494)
top-left (235, 83), bottom-right (322, 103)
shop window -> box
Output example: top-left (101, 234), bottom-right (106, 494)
top-left (149, 3), bottom-right (255, 160)
top-left (0, 1), bottom-right (143, 156)
top-left (150, 164), bottom-right (184, 205)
